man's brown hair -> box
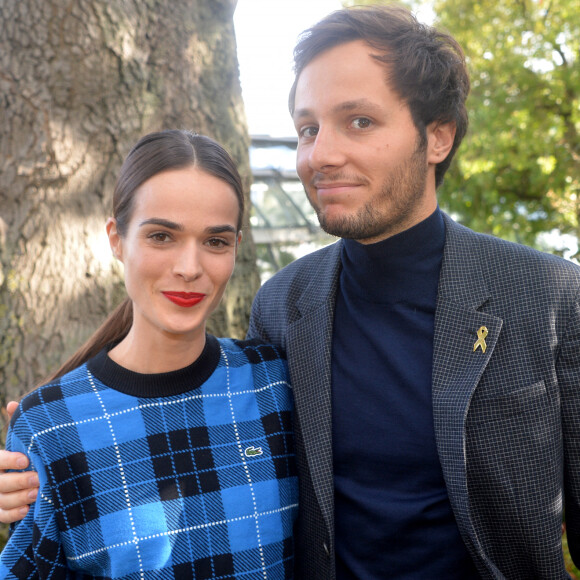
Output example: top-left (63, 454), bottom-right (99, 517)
top-left (289, 4), bottom-right (470, 187)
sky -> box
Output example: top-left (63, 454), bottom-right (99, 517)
top-left (233, 0), bottom-right (343, 138)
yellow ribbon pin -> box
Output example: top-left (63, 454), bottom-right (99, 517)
top-left (473, 326), bottom-right (488, 353)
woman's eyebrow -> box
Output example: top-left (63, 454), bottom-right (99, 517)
top-left (139, 220), bottom-right (237, 235)
top-left (139, 218), bottom-right (184, 231)
top-left (206, 225), bottom-right (237, 234)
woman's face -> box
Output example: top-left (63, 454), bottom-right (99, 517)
top-left (107, 166), bottom-right (241, 344)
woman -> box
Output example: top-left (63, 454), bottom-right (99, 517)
top-left (0, 130), bottom-right (297, 579)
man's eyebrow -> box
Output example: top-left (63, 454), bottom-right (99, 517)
top-left (292, 107), bottom-right (314, 122)
top-left (293, 99), bottom-right (384, 121)
top-left (139, 218), bottom-right (184, 231)
top-left (334, 99), bottom-right (384, 114)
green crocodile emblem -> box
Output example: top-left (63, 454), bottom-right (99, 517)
top-left (244, 446), bottom-right (263, 457)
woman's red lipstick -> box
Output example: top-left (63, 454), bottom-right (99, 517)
top-left (162, 292), bottom-right (206, 308)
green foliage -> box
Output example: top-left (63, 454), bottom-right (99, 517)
top-left (564, 531), bottom-right (580, 578)
top-left (344, 0), bottom-right (580, 252)
top-left (435, 0), bottom-right (579, 250)
top-left (0, 524), bottom-right (6, 551)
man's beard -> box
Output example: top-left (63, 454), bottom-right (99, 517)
top-left (309, 140), bottom-right (429, 242)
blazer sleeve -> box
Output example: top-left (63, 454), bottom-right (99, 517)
top-left (556, 286), bottom-right (580, 568)
top-left (247, 285), bottom-right (269, 343)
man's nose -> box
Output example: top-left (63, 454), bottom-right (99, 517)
top-left (307, 127), bottom-right (346, 172)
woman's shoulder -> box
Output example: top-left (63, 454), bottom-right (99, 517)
top-left (212, 336), bottom-right (289, 386)
top-left (214, 336), bottom-right (287, 363)
top-left (11, 363), bottom-right (93, 428)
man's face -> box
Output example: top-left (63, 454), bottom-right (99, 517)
top-left (292, 40), bottom-right (441, 244)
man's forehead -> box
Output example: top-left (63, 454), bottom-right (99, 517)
top-left (292, 98), bottom-right (386, 121)
top-left (295, 41), bottom-right (390, 89)
top-left (289, 39), bottom-right (392, 115)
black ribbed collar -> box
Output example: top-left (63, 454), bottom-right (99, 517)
top-left (86, 334), bottom-right (221, 398)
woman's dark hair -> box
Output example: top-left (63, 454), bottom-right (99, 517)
top-left (288, 4), bottom-right (470, 188)
top-left (42, 130), bottom-right (244, 384)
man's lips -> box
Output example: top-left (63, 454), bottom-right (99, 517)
top-left (162, 292), bottom-right (206, 308)
top-left (313, 182), bottom-right (362, 196)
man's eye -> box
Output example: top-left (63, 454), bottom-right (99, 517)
top-left (299, 126), bottom-right (318, 138)
top-left (352, 118), bottom-right (372, 129)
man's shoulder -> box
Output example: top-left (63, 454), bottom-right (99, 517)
top-left (259, 240), bottom-right (342, 291)
top-left (444, 214), bottom-right (580, 285)
top-left (249, 241), bottom-right (341, 341)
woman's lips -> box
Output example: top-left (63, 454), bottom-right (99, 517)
top-left (162, 292), bottom-right (206, 308)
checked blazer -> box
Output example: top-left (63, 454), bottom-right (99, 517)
top-left (248, 213), bottom-right (580, 579)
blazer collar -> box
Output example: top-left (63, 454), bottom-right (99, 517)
top-left (295, 240), bottom-right (343, 316)
top-left (286, 240), bottom-right (342, 538)
top-left (433, 214), bottom-right (503, 558)
top-left (438, 214), bottom-right (491, 308)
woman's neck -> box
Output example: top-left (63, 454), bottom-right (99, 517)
top-left (108, 324), bottom-right (206, 374)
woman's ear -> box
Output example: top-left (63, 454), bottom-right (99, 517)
top-left (234, 231), bottom-right (243, 258)
top-left (427, 121), bottom-right (456, 164)
top-left (106, 218), bottom-right (123, 262)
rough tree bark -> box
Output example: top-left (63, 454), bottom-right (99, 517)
top-left (0, 0), bottom-right (260, 407)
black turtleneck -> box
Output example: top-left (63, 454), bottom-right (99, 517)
top-left (332, 208), bottom-right (478, 579)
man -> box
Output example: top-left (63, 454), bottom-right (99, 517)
top-left (1, 4), bottom-right (580, 578)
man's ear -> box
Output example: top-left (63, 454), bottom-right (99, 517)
top-left (106, 217), bottom-right (123, 262)
top-left (427, 121), bottom-right (456, 164)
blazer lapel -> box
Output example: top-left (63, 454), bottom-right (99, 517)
top-left (433, 215), bottom-right (503, 552)
top-left (286, 241), bottom-right (342, 538)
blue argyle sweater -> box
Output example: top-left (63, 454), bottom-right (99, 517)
top-left (0, 335), bottom-right (297, 579)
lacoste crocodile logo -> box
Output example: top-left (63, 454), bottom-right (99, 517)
top-left (244, 446), bottom-right (263, 457)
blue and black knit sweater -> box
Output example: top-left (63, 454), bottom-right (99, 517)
top-left (0, 335), bottom-right (297, 579)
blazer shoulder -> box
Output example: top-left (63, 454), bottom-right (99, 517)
top-left (249, 241), bottom-right (341, 345)
top-left (257, 240), bottom-right (342, 295)
top-left (444, 215), bottom-right (580, 290)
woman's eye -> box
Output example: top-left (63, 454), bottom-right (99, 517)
top-left (207, 238), bottom-right (228, 248)
top-left (149, 232), bottom-right (171, 243)
top-left (352, 117), bottom-right (372, 129)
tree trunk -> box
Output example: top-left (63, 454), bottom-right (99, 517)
top-left (0, 0), bottom-right (260, 407)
